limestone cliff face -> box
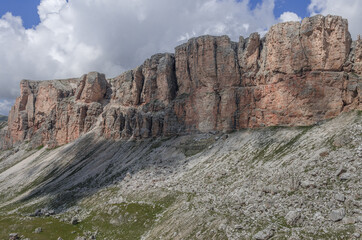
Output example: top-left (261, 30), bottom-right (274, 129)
top-left (2, 15), bottom-right (361, 149)
top-left (173, 15), bottom-right (359, 132)
top-left (5, 75), bottom-right (105, 148)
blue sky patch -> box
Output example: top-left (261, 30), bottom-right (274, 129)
top-left (0, 0), bottom-right (41, 28)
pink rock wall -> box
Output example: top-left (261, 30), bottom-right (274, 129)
top-left (2, 15), bottom-right (361, 149)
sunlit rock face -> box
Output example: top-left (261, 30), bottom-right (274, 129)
top-left (2, 15), bottom-right (361, 149)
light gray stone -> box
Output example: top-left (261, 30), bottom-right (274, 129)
top-left (234, 224), bottom-right (243, 229)
top-left (329, 208), bottom-right (345, 222)
top-left (285, 210), bottom-right (302, 226)
top-left (335, 165), bottom-right (347, 177)
top-left (254, 227), bottom-right (274, 240)
top-left (300, 180), bottom-right (316, 188)
top-left (342, 217), bottom-right (356, 224)
top-left (9, 233), bottom-right (19, 240)
top-left (75, 237), bottom-right (87, 240)
top-left (334, 193), bottom-right (345, 202)
top-left (339, 172), bottom-right (353, 181)
top-left (313, 212), bottom-right (324, 220)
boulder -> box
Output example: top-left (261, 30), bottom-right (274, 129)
top-left (329, 208), bottom-right (346, 222)
top-left (76, 72), bottom-right (107, 103)
top-left (253, 227), bottom-right (275, 240)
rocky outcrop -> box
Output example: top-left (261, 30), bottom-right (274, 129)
top-left (5, 75), bottom-right (104, 148)
top-left (263, 15), bottom-right (351, 74)
top-left (76, 72), bottom-right (107, 103)
top-left (172, 15), bottom-right (359, 132)
top-left (1, 15), bottom-right (361, 149)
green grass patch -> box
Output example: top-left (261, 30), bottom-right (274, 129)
top-left (178, 137), bottom-right (215, 157)
top-left (2, 193), bottom-right (178, 240)
top-left (79, 202), bottom-right (165, 239)
top-left (273, 126), bottom-right (312, 157)
top-left (300, 225), bottom-right (355, 239)
top-left (0, 215), bottom-right (79, 240)
top-left (252, 141), bottom-right (272, 163)
top-left (266, 125), bottom-right (288, 131)
top-left (150, 136), bottom-right (172, 150)
top-left (251, 126), bottom-right (313, 163)
top-left (36, 145), bottom-right (44, 150)
top-left (325, 135), bottom-right (337, 151)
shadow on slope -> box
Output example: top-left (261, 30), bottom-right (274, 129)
top-left (14, 131), bottom-right (203, 212)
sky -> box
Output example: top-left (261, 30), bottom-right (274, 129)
top-left (0, 0), bottom-right (361, 115)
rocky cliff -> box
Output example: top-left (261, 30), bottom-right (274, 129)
top-left (1, 15), bottom-right (361, 149)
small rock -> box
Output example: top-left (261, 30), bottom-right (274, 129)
top-left (8, 233), bottom-right (19, 240)
top-left (353, 233), bottom-right (361, 238)
top-left (334, 193), bottom-right (345, 202)
top-left (313, 212), bottom-right (324, 220)
top-left (75, 237), bottom-right (87, 240)
top-left (335, 165), bottom-right (347, 177)
top-left (300, 180), bottom-right (316, 188)
top-left (58, 238), bottom-right (63, 240)
top-left (262, 186), bottom-right (279, 195)
top-left (218, 223), bottom-right (226, 231)
top-left (342, 217), bottom-right (356, 224)
top-left (34, 227), bottom-right (42, 233)
top-left (285, 210), bottom-right (301, 226)
top-left (32, 209), bottom-right (43, 217)
top-left (222, 134), bottom-right (229, 140)
top-left (48, 209), bottom-right (55, 215)
top-left (234, 224), bottom-right (243, 229)
top-left (289, 232), bottom-right (301, 240)
top-left (71, 217), bottom-right (78, 225)
top-left (339, 172), bottom-right (352, 181)
top-left (329, 208), bottom-right (345, 222)
top-left (253, 227), bottom-right (274, 240)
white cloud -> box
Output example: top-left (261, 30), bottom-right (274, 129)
top-left (0, 0), bottom-right (278, 114)
top-left (38, 0), bottom-right (68, 21)
top-left (0, 99), bottom-right (14, 116)
top-left (308, 0), bottom-right (362, 39)
top-left (279, 11), bottom-right (302, 23)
